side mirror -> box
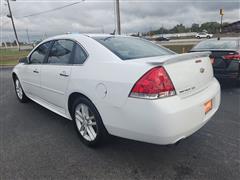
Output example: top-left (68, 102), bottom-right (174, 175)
top-left (19, 57), bottom-right (29, 64)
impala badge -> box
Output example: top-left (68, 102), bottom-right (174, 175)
top-left (200, 68), bottom-right (205, 73)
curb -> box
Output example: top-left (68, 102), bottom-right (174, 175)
top-left (0, 65), bottom-right (14, 70)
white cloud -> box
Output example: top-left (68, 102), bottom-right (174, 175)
top-left (1, 0), bottom-right (239, 42)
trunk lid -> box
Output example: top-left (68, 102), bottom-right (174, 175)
top-left (163, 53), bottom-right (213, 97)
top-left (191, 49), bottom-right (238, 70)
top-left (130, 52), bottom-right (213, 98)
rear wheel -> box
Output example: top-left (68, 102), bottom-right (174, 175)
top-left (72, 96), bottom-right (108, 147)
top-left (14, 78), bottom-right (29, 103)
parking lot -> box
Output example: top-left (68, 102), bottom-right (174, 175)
top-left (0, 68), bottom-right (239, 180)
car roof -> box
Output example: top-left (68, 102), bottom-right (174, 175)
top-left (41, 33), bottom-right (131, 43)
top-left (191, 37), bottom-right (240, 51)
top-left (41, 34), bottom-right (86, 42)
top-left (85, 34), bottom-right (131, 39)
top-left (84, 34), bottom-right (114, 37)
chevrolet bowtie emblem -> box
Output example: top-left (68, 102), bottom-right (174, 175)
top-left (200, 68), bottom-right (205, 73)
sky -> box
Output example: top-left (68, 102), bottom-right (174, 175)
top-left (1, 0), bottom-right (240, 42)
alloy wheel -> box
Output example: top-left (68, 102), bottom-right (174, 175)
top-left (75, 103), bottom-right (98, 142)
top-left (15, 79), bottom-right (23, 100)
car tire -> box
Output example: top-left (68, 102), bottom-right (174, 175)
top-left (207, 36), bottom-right (210, 39)
top-left (72, 96), bottom-right (109, 147)
top-left (197, 36), bottom-right (200, 39)
top-left (14, 77), bottom-right (29, 103)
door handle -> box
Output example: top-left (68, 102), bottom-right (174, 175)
top-left (33, 69), bottom-right (39, 73)
top-left (59, 71), bottom-right (69, 77)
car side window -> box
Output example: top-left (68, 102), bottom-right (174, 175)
top-left (29, 41), bottom-right (51, 64)
top-left (73, 43), bottom-right (88, 64)
top-left (47, 40), bottom-right (74, 64)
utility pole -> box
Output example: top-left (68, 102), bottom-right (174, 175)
top-left (161, 24), bottom-right (164, 37)
top-left (101, 26), bottom-right (105, 34)
top-left (6, 0), bottom-right (20, 50)
top-left (116, 0), bottom-right (121, 35)
top-left (8, 34), bottom-right (12, 47)
top-left (43, 32), bottom-right (47, 40)
top-left (218, 8), bottom-right (224, 40)
top-left (220, 9), bottom-right (224, 33)
top-left (26, 29), bottom-right (30, 44)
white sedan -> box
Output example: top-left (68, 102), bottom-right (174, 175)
top-left (12, 34), bottom-right (221, 147)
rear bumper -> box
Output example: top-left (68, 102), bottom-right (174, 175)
top-left (103, 78), bottom-right (221, 145)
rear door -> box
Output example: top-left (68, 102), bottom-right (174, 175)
top-left (40, 39), bottom-right (75, 111)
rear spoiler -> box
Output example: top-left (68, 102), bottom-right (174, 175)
top-left (148, 52), bottom-right (211, 66)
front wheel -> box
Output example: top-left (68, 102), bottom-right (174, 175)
top-left (72, 97), bottom-right (109, 147)
top-left (14, 78), bottom-right (29, 103)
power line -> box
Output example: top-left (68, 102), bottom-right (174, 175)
top-left (15, 1), bottom-right (83, 19)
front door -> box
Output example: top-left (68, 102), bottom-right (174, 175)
top-left (21, 64), bottom-right (41, 96)
top-left (21, 41), bottom-right (52, 97)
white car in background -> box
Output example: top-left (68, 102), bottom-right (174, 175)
top-left (12, 34), bottom-right (220, 147)
top-left (195, 32), bottom-right (213, 39)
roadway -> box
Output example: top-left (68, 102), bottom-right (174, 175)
top-left (0, 68), bottom-right (239, 180)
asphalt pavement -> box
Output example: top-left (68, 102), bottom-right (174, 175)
top-left (0, 68), bottom-right (239, 180)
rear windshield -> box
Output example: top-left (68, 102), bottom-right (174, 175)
top-left (93, 36), bottom-right (174, 60)
top-left (193, 39), bottom-right (238, 50)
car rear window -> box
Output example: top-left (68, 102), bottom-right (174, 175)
top-left (193, 39), bottom-right (238, 50)
top-left (93, 36), bottom-right (174, 60)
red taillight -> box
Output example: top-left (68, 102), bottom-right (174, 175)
top-left (222, 54), bottom-right (240, 60)
top-left (129, 66), bottom-right (176, 99)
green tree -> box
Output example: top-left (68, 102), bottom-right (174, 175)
top-left (169, 24), bottom-right (187, 33)
top-left (191, 23), bottom-right (200, 32)
top-left (200, 22), bottom-right (220, 33)
top-left (151, 27), bottom-right (169, 35)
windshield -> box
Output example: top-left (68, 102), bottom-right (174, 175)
top-left (193, 39), bottom-right (238, 50)
top-left (93, 36), bottom-right (175, 60)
